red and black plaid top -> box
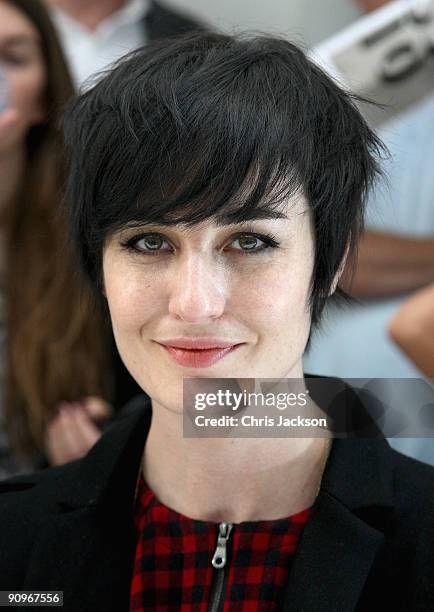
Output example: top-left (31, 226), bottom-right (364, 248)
top-left (130, 472), bottom-right (311, 611)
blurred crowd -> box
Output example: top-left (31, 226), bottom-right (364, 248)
top-left (0, 0), bottom-right (432, 479)
top-left (304, 0), bottom-right (434, 463)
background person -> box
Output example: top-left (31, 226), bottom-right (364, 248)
top-left (44, 0), bottom-right (206, 87)
top-left (0, 0), bottom-right (132, 477)
top-left (340, 0), bottom-right (434, 305)
top-left (304, 0), bottom-right (434, 464)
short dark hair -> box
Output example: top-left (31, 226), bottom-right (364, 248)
top-left (63, 31), bottom-right (386, 326)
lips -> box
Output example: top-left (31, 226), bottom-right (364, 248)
top-left (157, 343), bottom-right (242, 368)
top-left (157, 338), bottom-right (238, 350)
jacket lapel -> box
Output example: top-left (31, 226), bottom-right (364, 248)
top-left (143, 1), bottom-right (204, 42)
top-left (22, 507), bottom-right (137, 612)
top-left (22, 396), bottom-right (152, 612)
top-left (21, 394), bottom-right (395, 612)
top-left (282, 492), bottom-right (385, 611)
top-left (282, 437), bottom-right (394, 611)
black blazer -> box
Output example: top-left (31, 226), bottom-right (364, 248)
top-left (143, 0), bottom-right (207, 41)
top-left (1, 393), bottom-right (434, 611)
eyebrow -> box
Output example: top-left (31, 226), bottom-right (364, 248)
top-left (1, 35), bottom-right (40, 49)
top-left (134, 210), bottom-right (290, 229)
top-left (214, 210), bottom-right (289, 226)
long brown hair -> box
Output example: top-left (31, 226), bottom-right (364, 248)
top-left (4, 0), bottom-right (111, 462)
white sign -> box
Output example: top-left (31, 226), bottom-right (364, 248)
top-left (311, 0), bottom-right (434, 127)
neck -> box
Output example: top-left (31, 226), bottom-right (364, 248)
top-left (50, 0), bottom-right (127, 30)
top-left (143, 377), bottom-right (331, 523)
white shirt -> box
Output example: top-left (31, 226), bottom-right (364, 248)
top-left (50, 0), bottom-right (150, 89)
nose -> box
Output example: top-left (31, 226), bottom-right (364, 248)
top-left (168, 252), bottom-right (226, 322)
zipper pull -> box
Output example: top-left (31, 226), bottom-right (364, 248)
top-left (212, 522), bottom-right (233, 569)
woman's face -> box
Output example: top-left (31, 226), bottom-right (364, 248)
top-left (0, 1), bottom-right (47, 152)
top-left (103, 194), bottom-right (316, 412)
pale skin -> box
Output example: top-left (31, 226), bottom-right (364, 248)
top-left (388, 282), bottom-right (434, 379)
top-left (0, 0), bottom-right (111, 465)
top-left (102, 195), bottom-right (340, 523)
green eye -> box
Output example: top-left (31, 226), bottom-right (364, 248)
top-left (233, 235), bottom-right (263, 251)
top-left (122, 231), bottom-right (280, 256)
top-left (133, 234), bottom-right (170, 252)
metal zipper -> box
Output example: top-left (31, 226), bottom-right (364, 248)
top-left (207, 522), bottom-right (234, 612)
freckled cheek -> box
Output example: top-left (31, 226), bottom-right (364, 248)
top-left (244, 267), bottom-right (311, 328)
top-left (104, 264), bottom-right (164, 332)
